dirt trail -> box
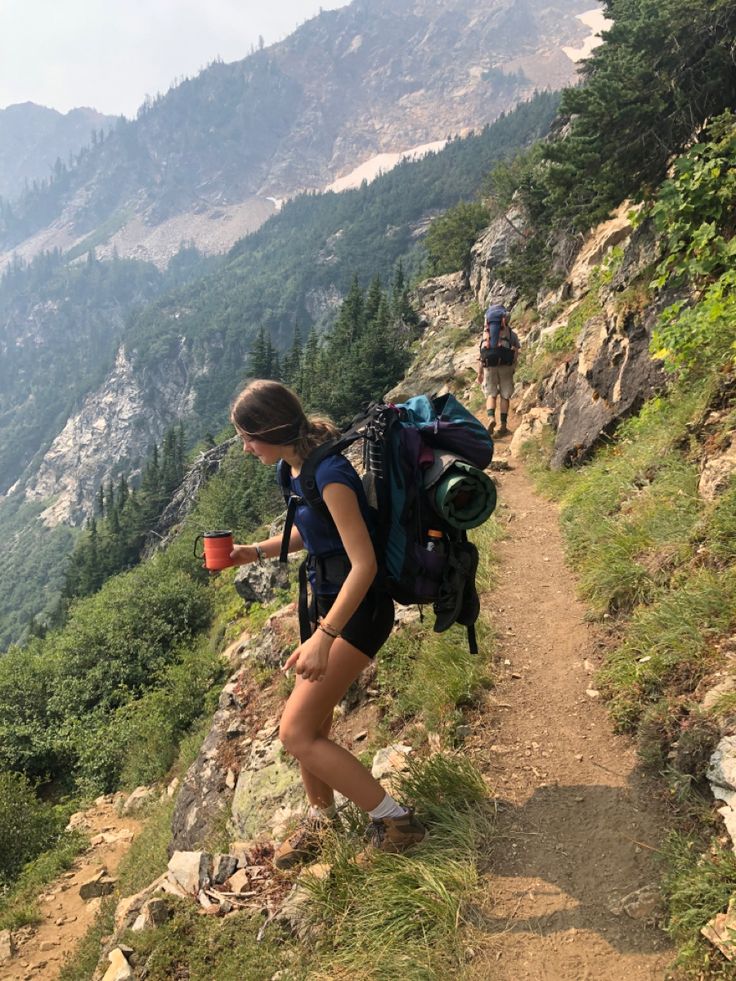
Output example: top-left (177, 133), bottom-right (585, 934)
top-left (468, 438), bottom-right (674, 980)
top-left (5, 798), bottom-right (142, 981)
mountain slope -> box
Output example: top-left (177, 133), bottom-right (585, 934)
top-left (0, 102), bottom-right (115, 202)
top-left (0, 0), bottom-right (598, 267)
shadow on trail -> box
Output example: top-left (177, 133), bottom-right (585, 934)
top-left (472, 780), bottom-right (668, 955)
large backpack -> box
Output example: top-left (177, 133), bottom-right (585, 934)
top-left (277, 394), bottom-right (496, 654)
top-left (479, 322), bottom-right (515, 367)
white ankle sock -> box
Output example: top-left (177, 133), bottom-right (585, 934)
top-left (369, 793), bottom-right (408, 821)
top-left (308, 802), bottom-right (337, 821)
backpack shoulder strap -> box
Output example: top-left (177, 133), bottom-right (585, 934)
top-left (277, 429), bottom-right (367, 563)
top-left (276, 458), bottom-right (292, 506)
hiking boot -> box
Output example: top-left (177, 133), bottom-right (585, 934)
top-left (496, 424), bottom-right (512, 438)
top-left (361, 810), bottom-right (427, 859)
top-left (486, 418), bottom-right (495, 437)
top-left (273, 815), bottom-right (340, 870)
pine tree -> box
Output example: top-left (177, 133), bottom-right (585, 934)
top-left (249, 326), bottom-right (268, 377)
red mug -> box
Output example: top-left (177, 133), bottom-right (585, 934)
top-left (194, 530), bottom-right (235, 570)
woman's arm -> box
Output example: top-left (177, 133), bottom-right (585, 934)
top-left (230, 525), bottom-right (303, 566)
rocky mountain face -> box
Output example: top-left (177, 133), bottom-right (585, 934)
top-left (0, 102), bottom-right (115, 202)
top-left (0, 0), bottom-right (600, 269)
top-left (23, 345), bottom-right (203, 526)
top-left (411, 202), bottom-right (668, 473)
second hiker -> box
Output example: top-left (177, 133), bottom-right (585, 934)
top-left (477, 302), bottom-right (520, 438)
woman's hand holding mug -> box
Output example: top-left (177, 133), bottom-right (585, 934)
top-left (229, 544), bottom-right (259, 566)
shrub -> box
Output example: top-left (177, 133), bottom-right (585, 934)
top-left (0, 772), bottom-right (59, 885)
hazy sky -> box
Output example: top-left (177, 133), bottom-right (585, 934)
top-left (0, 0), bottom-right (350, 118)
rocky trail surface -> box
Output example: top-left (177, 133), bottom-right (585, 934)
top-left (466, 432), bottom-right (674, 979)
top-left (2, 429), bottom-right (680, 981)
top-left (3, 797), bottom-right (143, 981)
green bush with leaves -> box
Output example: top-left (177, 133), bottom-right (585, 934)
top-left (0, 772), bottom-right (61, 885)
top-left (647, 112), bottom-right (736, 376)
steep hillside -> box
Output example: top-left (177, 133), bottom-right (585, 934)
top-left (0, 102), bottom-right (115, 202)
top-left (0, 0), bottom-right (599, 268)
top-left (13, 95), bottom-right (557, 521)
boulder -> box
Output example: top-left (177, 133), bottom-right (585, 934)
top-left (130, 898), bottom-right (171, 932)
top-left (371, 744), bottom-right (412, 786)
top-left (79, 871), bottom-right (117, 900)
top-left (66, 810), bottom-right (90, 832)
top-left (699, 437), bottom-right (736, 501)
top-left (0, 929), bottom-right (15, 966)
top-left (212, 854), bottom-right (239, 885)
top-left (167, 851), bottom-right (213, 895)
top-left (708, 736), bottom-right (736, 850)
top-left (509, 407), bottom-right (552, 459)
top-left (102, 947), bottom-right (133, 981)
top-left (707, 736), bottom-right (736, 796)
top-left (230, 756), bottom-right (304, 841)
top-left (702, 677), bottom-right (736, 713)
top-left (114, 873), bottom-right (168, 932)
top-left (122, 785), bottom-right (156, 815)
top-left (234, 560), bottom-right (291, 605)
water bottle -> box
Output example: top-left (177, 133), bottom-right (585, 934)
top-left (425, 529), bottom-right (444, 552)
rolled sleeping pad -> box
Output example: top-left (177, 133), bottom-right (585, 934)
top-left (424, 452), bottom-right (497, 530)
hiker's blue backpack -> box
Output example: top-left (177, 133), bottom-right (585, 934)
top-left (278, 393), bottom-right (496, 654)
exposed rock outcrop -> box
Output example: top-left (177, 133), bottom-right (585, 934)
top-left (468, 205), bottom-right (526, 308)
top-left (170, 607), bottom-right (299, 853)
top-left (538, 306), bottom-right (666, 468)
top-left (454, 192), bottom-right (672, 468)
top-left (23, 344), bottom-right (201, 526)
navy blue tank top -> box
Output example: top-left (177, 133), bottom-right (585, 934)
top-left (288, 454), bottom-right (375, 595)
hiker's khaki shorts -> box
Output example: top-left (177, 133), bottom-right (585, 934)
top-left (483, 365), bottom-right (515, 400)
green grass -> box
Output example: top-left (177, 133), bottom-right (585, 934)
top-left (661, 833), bottom-right (736, 977)
top-left (119, 903), bottom-right (289, 981)
top-left (0, 830), bottom-right (87, 931)
top-left (702, 478), bottom-right (736, 564)
top-left (300, 754), bottom-right (495, 980)
top-left (599, 567), bottom-right (736, 730)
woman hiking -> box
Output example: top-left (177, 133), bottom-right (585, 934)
top-left (229, 379), bottom-right (426, 869)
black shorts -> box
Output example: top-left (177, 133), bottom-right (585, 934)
top-left (312, 589), bottom-right (395, 659)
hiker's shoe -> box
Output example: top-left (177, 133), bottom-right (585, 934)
top-left (273, 815), bottom-right (339, 870)
top-left (496, 424), bottom-right (512, 438)
top-left (486, 418), bottom-right (496, 436)
top-left (362, 810), bottom-right (427, 858)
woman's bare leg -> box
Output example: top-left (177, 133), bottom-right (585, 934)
top-left (280, 639), bottom-right (385, 813)
top-left (299, 710), bottom-right (336, 808)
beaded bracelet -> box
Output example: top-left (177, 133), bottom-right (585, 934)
top-left (318, 617), bottom-right (341, 639)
